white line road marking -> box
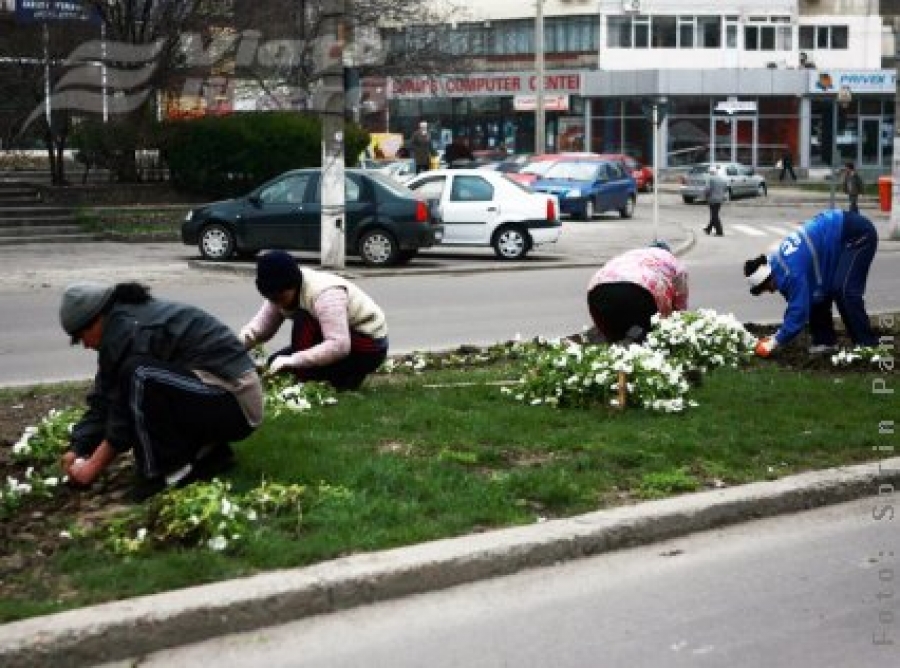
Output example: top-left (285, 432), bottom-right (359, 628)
top-left (763, 225), bottom-right (794, 236)
top-left (732, 224), bottom-right (766, 236)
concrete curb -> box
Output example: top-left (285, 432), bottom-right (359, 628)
top-left (2, 457), bottom-right (899, 667)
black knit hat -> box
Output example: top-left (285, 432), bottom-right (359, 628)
top-left (255, 250), bottom-right (302, 298)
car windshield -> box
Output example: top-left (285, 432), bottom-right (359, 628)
top-left (365, 170), bottom-right (416, 197)
top-left (521, 160), bottom-right (557, 176)
top-left (502, 175), bottom-right (536, 193)
top-left (543, 161), bottom-right (599, 181)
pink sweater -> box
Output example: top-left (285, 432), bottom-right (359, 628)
top-left (587, 248), bottom-right (689, 317)
top-left (246, 288), bottom-right (351, 368)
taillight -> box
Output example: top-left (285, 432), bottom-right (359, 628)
top-left (547, 198), bottom-right (556, 221)
top-left (415, 200), bottom-right (429, 223)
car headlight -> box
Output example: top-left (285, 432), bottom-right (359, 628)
top-left (565, 189), bottom-right (582, 198)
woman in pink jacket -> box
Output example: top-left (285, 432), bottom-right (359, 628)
top-left (586, 242), bottom-right (689, 343)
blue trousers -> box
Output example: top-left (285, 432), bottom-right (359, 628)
top-left (809, 211), bottom-right (878, 346)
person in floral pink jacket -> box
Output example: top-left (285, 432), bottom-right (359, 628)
top-left (586, 242), bottom-right (689, 343)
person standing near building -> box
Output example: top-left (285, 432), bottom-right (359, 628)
top-left (744, 208), bottom-right (879, 358)
top-left (779, 151), bottom-right (797, 182)
top-left (842, 162), bottom-right (864, 213)
top-left (703, 167), bottom-right (728, 236)
top-left (410, 121), bottom-right (433, 174)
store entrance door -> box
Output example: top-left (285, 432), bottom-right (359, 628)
top-left (712, 116), bottom-right (757, 165)
top-left (859, 117), bottom-right (882, 168)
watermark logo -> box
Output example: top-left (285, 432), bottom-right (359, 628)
top-left (21, 39), bottom-right (164, 132)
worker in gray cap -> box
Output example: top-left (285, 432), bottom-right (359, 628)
top-left (59, 281), bottom-right (263, 501)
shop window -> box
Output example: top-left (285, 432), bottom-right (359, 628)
top-left (801, 25), bottom-right (849, 51)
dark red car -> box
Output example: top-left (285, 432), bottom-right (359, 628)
top-left (597, 153), bottom-right (654, 192)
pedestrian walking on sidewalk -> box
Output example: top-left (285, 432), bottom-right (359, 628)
top-left (241, 250), bottom-right (389, 391)
top-left (587, 242), bottom-right (689, 344)
top-left (703, 168), bottom-right (728, 236)
top-left (744, 208), bottom-right (879, 359)
top-left (842, 162), bottom-right (864, 213)
top-left (779, 151), bottom-right (797, 182)
top-left (59, 281), bottom-right (263, 501)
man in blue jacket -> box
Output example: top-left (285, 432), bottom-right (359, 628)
top-left (743, 209), bottom-right (879, 357)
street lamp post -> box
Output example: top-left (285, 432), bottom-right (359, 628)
top-left (828, 85), bottom-right (853, 210)
top-left (534, 0), bottom-right (545, 153)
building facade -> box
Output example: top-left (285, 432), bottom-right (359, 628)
top-left (376, 0), bottom-right (895, 178)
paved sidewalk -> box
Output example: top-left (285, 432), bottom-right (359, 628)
top-left (1, 458), bottom-right (898, 667)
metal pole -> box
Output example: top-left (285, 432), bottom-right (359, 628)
top-left (101, 22), bottom-right (108, 123)
top-left (652, 103), bottom-right (659, 242)
top-left (535, 0), bottom-right (545, 153)
top-left (43, 22), bottom-right (51, 128)
top-left (829, 97), bottom-right (837, 209)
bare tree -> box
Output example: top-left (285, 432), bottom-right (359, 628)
top-left (0, 14), bottom-right (96, 184)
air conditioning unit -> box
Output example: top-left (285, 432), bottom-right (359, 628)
top-left (622, 0), bottom-right (641, 13)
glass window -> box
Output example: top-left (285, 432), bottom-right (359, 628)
top-left (259, 174), bottom-right (312, 204)
top-left (635, 17), bottom-right (650, 48)
top-left (776, 26), bottom-right (791, 50)
top-left (744, 26), bottom-right (759, 50)
top-left (409, 175), bottom-right (446, 200)
top-left (678, 17), bottom-right (694, 49)
top-left (607, 16), bottom-right (632, 48)
top-left (651, 16), bottom-right (677, 48)
top-left (817, 26), bottom-right (828, 49)
top-left (726, 24), bottom-right (737, 48)
top-left (697, 16), bottom-right (721, 48)
top-left (799, 26), bottom-right (814, 50)
top-left (832, 26), bottom-right (848, 49)
top-left (450, 176), bottom-right (493, 202)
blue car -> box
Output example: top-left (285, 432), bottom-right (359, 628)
top-left (531, 158), bottom-right (637, 221)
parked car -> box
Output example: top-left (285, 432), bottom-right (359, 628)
top-left (507, 152), bottom-right (601, 187)
top-left (597, 153), bottom-right (654, 192)
top-left (359, 158), bottom-right (417, 183)
top-left (405, 168), bottom-right (561, 260)
top-left (181, 168), bottom-right (443, 267)
top-left (530, 158), bottom-right (637, 220)
top-left (679, 162), bottom-right (768, 204)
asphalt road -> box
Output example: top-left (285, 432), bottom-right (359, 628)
top-left (0, 191), bottom-right (896, 388)
top-left (120, 496), bottom-right (900, 668)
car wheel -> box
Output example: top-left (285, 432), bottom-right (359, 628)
top-left (682, 196), bottom-right (695, 204)
top-left (581, 199), bottom-right (595, 221)
top-left (757, 182), bottom-right (767, 197)
top-left (199, 223), bottom-right (235, 261)
top-left (619, 196), bottom-right (635, 219)
top-left (492, 225), bottom-right (528, 260)
top-left (358, 229), bottom-right (399, 267)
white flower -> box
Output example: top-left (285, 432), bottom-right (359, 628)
top-left (136, 528), bottom-right (148, 541)
top-left (207, 536), bottom-right (228, 551)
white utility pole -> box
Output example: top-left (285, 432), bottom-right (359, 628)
top-left (319, 1), bottom-right (346, 269)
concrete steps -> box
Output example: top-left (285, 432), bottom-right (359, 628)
top-left (0, 182), bottom-right (101, 245)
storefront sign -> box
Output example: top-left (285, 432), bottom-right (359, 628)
top-left (14, 0), bottom-right (96, 22)
top-left (387, 72), bottom-right (583, 99)
top-left (809, 70), bottom-right (896, 94)
top-left (513, 95), bottom-right (570, 112)
top-left (715, 98), bottom-right (757, 114)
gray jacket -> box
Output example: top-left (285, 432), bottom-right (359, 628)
top-left (705, 174), bottom-right (728, 204)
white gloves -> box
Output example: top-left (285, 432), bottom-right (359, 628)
top-left (269, 356), bottom-right (295, 374)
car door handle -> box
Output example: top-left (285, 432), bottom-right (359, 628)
top-left (486, 206), bottom-right (498, 212)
